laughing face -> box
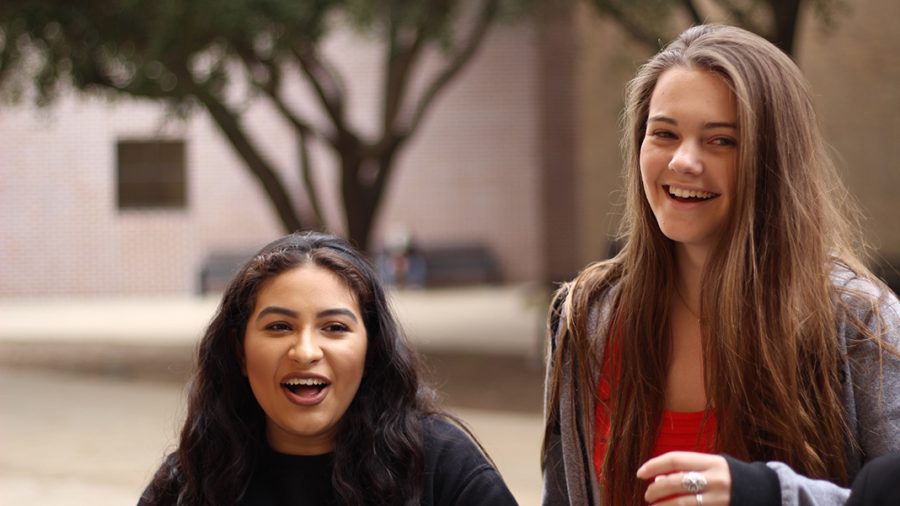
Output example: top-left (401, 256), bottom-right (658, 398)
top-left (243, 265), bottom-right (368, 455)
top-left (640, 66), bottom-right (739, 254)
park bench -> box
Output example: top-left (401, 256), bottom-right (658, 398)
top-left (419, 243), bottom-right (501, 287)
top-left (197, 251), bottom-right (255, 294)
top-left (199, 243), bottom-right (502, 293)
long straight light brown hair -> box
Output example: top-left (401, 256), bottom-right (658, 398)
top-left (543, 24), bottom-right (890, 505)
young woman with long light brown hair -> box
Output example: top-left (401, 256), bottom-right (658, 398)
top-left (541, 24), bottom-right (900, 506)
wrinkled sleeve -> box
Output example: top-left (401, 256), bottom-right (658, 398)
top-left (737, 283), bottom-right (900, 506)
top-left (542, 335), bottom-right (569, 505)
top-left (847, 285), bottom-right (900, 467)
top-left (542, 288), bottom-right (571, 505)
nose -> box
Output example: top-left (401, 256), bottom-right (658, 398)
top-left (289, 330), bottom-right (323, 365)
top-left (668, 141), bottom-right (703, 175)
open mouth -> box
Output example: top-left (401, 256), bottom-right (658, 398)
top-left (665, 185), bottom-right (718, 202)
top-left (281, 377), bottom-right (330, 399)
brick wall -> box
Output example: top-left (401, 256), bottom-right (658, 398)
top-left (0, 24), bottom-right (542, 296)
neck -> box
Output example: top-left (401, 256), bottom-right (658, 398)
top-left (675, 244), bottom-right (706, 310)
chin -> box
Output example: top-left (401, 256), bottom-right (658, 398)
top-left (659, 227), bottom-right (712, 247)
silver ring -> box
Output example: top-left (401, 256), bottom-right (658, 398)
top-left (696, 493), bottom-right (703, 506)
top-left (682, 471), bottom-right (708, 494)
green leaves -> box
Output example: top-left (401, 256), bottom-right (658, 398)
top-left (0, 0), bottom-right (327, 102)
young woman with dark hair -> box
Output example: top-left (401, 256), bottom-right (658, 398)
top-left (139, 232), bottom-right (517, 505)
top-left (541, 24), bottom-right (900, 506)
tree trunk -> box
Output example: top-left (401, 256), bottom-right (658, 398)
top-left (198, 90), bottom-right (311, 234)
top-left (341, 157), bottom-right (375, 252)
top-left (770, 0), bottom-right (802, 56)
top-left (345, 193), bottom-right (378, 254)
top-left (341, 143), bottom-right (399, 253)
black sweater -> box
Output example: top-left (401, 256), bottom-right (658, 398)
top-left (140, 417), bottom-right (518, 506)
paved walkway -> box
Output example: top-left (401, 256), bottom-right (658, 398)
top-left (0, 284), bottom-right (548, 357)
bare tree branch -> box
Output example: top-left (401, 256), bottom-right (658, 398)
top-left (383, 6), bottom-right (403, 132)
top-left (680, 0), bottom-right (704, 25)
top-left (382, 2), bottom-right (448, 135)
top-left (292, 44), bottom-right (347, 140)
top-left (235, 49), bottom-right (327, 229)
top-left (297, 126), bottom-right (326, 230)
top-left (713, 0), bottom-right (766, 36)
top-left (370, 136), bottom-right (402, 210)
top-left (405, 0), bottom-right (499, 138)
top-left (767, 0), bottom-right (802, 55)
top-left (261, 86), bottom-right (327, 229)
top-left (593, 2), bottom-right (664, 50)
top-left (182, 68), bottom-right (309, 232)
top-left (239, 52), bottom-right (320, 137)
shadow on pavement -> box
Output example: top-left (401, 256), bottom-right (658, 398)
top-left (421, 351), bottom-right (544, 414)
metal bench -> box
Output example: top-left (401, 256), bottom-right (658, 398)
top-left (420, 244), bottom-right (501, 287)
top-left (197, 251), bottom-right (255, 294)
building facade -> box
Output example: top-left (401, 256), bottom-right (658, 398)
top-left (1, 24), bottom-right (546, 296)
top-left (3, 1), bottom-right (898, 296)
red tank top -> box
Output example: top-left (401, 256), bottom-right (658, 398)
top-left (593, 319), bottom-right (717, 478)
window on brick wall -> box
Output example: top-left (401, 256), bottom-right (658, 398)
top-left (117, 139), bottom-right (187, 209)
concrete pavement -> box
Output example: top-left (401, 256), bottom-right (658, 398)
top-left (0, 368), bottom-right (544, 506)
top-left (0, 284), bottom-right (549, 360)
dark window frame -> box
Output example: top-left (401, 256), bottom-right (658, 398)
top-left (116, 139), bottom-right (187, 210)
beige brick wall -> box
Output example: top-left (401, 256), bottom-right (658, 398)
top-left (0, 24), bottom-right (542, 295)
top-left (378, 22), bottom-right (542, 282)
top-left (798, 0), bottom-right (900, 258)
top-left (0, 94), bottom-right (284, 295)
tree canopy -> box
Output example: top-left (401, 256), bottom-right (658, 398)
top-left (1, 0), bottom-right (532, 250)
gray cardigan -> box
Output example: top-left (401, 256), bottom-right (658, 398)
top-left (541, 267), bottom-right (900, 506)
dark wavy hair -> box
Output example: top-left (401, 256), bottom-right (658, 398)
top-left (141, 232), bottom-right (439, 505)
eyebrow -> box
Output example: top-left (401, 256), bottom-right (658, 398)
top-left (317, 308), bottom-right (359, 323)
top-left (256, 306), bottom-right (298, 320)
top-left (255, 306), bottom-right (358, 323)
top-left (647, 115), bottom-right (737, 130)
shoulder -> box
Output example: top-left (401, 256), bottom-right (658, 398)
top-left (421, 415), bottom-right (517, 506)
top-left (138, 453), bottom-right (182, 506)
top-left (831, 262), bottom-right (898, 308)
top-left (551, 262), bottom-right (623, 331)
top-left (422, 416), bottom-right (488, 468)
top-left (569, 259), bottom-right (622, 298)
top-left (830, 262), bottom-right (900, 341)
top-left (832, 265), bottom-right (900, 464)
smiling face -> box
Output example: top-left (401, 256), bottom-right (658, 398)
top-left (640, 66), bottom-right (739, 257)
top-left (243, 264), bottom-right (368, 455)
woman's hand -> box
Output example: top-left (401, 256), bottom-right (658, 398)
top-left (636, 452), bottom-right (731, 505)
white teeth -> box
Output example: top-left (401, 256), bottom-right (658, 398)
top-left (282, 378), bottom-right (327, 386)
top-left (669, 186), bottom-right (715, 199)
